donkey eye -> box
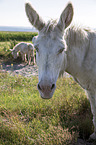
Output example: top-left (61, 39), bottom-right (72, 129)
top-left (57, 48), bottom-right (64, 55)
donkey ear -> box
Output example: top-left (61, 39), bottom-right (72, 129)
top-left (25, 3), bottom-right (46, 31)
top-left (56, 3), bottom-right (73, 32)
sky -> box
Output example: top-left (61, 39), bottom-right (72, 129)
top-left (0, 0), bottom-right (96, 28)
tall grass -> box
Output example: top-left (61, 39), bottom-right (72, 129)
top-left (0, 41), bottom-right (20, 63)
top-left (0, 72), bottom-right (94, 144)
top-left (0, 31), bottom-right (38, 41)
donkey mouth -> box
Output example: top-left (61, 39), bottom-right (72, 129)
top-left (41, 96), bottom-right (52, 99)
top-left (39, 89), bottom-right (56, 99)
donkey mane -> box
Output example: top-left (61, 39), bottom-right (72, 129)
top-left (41, 21), bottom-right (93, 49)
top-left (41, 19), bottom-right (57, 33)
top-left (59, 26), bottom-right (94, 77)
top-left (64, 25), bottom-right (90, 48)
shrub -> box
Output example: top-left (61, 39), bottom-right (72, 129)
top-left (0, 31), bottom-right (38, 41)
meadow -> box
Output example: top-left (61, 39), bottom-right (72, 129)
top-left (0, 31), bottom-right (94, 144)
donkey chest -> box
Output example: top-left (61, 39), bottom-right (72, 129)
top-left (66, 45), bottom-right (96, 90)
top-left (66, 63), bottom-right (96, 90)
top-left (73, 68), bottom-right (96, 90)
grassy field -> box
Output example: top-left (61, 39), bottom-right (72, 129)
top-left (0, 31), bottom-right (38, 41)
top-left (0, 72), bottom-right (93, 145)
top-left (0, 32), bottom-right (94, 144)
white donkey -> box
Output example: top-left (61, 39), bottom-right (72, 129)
top-left (11, 42), bottom-right (35, 65)
top-left (25, 2), bottom-right (96, 140)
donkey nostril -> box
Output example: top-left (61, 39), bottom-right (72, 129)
top-left (38, 84), bottom-right (42, 91)
top-left (51, 84), bottom-right (55, 90)
top-left (38, 83), bottom-right (55, 92)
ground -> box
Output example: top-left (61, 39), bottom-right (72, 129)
top-left (0, 59), bottom-right (38, 77)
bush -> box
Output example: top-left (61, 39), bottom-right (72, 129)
top-left (0, 31), bottom-right (38, 41)
top-left (9, 40), bottom-right (18, 49)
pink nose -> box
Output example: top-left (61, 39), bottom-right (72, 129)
top-left (37, 81), bottom-right (56, 99)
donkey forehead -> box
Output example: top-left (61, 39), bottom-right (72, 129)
top-left (35, 32), bottom-right (65, 50)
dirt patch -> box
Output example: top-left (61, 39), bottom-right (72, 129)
top-left (0, 60), bottom-right (38, 77)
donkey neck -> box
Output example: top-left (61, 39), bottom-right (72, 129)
top-left (65, 26), bottom-right (89, 77)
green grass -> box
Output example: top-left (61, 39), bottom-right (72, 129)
top-left (0, 72), bottom-right (94, 144)
top-left (0, 31), bottom-right (38, 41)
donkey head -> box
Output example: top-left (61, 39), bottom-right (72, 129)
top-left (10, 49), bottom-right (19, 59)
top-left (25, 2), bottom-right (73, 99)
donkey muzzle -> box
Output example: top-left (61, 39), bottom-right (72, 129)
top-left (37, 81), bottom-right (56, 99)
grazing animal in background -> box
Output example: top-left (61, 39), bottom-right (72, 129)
top-left (10, 42), bottom-right (35, 65)
top-left (25, 2), bottom-right (96, 140)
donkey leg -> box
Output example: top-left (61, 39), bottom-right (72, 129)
top-left (28, 53), bottom-right (31, 65)
top-left (32, 50), bottom-right (35, 65)
top-left (87, 90), bottom-right (96, 140)
top-left (25, 54), bottom-right (27, 62)
top-left (33, 55), bottom-right (35, 64)
top-left (21, 52), bottom-right (24, 61)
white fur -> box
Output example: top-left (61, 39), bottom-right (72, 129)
top-left (25, 2), bottom-right (96, 139)
top-left (32, 35), bottom-right (38, 44)
top-left (11, 42), bottom-right (35, 65)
